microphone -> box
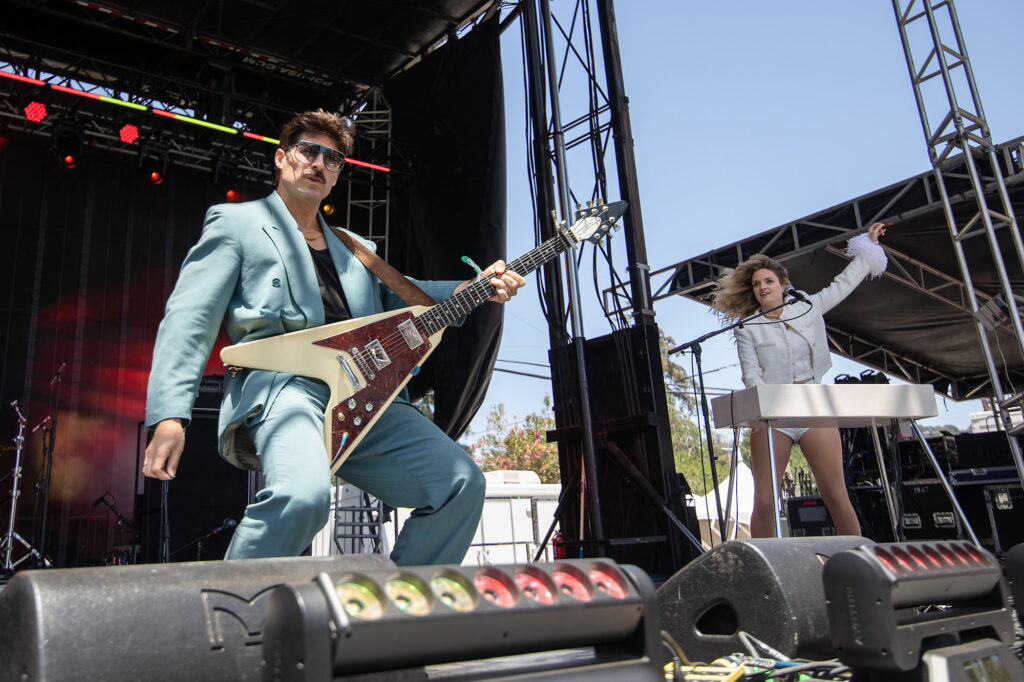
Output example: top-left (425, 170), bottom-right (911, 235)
top-left (212, 518), bottom-right (238, 534)
top-left (93, 494), bottom-right (107, 507)
top-left (785, 286), bottom-right (809, 304)
top-left (51, 361), bottom-right (68, 386)
top-left (32, 415), bottom-right (52, 433)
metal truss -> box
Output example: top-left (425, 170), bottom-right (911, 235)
top-left (342, 87), bottom-right (392, 258)
top-left (607, 135), bottom-right (1024, 313)
top-left (893, 0), bottom-right (1024, 487)
top-left (0, 32), bottom-right (392, 196)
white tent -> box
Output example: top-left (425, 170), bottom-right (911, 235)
top-left (690, 461), bottom-right (755, 548)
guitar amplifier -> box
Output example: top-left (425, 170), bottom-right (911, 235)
top-left (786, 496), bottom-right (836, 537)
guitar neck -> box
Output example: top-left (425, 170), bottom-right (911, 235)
top-left (418, 231), bottom-right (574, 336)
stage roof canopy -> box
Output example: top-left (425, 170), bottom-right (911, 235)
top-left (3, 0), bottom-right (501, 127)
top-left (621, 137), bottom-right (1024, 401)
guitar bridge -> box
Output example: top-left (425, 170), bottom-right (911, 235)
top-left (350, 346), bottom-right (375, 381)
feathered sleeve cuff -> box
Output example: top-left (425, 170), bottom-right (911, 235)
top-left (846, 232), bottom-right (887, 278)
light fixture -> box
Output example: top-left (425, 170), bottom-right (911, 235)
top-left (261, 560), bottom-right (663, 679)
top-left (138, 143), bottom-right (168, 185)
top-left (116, 118), bottom-right (140, 145)
top-left (19, 89), bottom-right (49, 124)
top-left (823, 541), bottom-right (1018, 674)
top-left (50, 120), bottom-right (83, 169)
top-left (212, 156), bottom-right (239, 198)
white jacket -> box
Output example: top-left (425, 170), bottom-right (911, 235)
top-left (734, 236), bottom-right (885, 387)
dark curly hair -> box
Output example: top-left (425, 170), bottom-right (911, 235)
top-left (274, 109), bottom-right (354, 183)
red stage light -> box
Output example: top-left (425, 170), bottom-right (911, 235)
top-left (118, 123), bottom-right (139, 145)
top-left (62, 155), bottom-right (76, 169)
top-left (225, 189), bottom-right (240, 202)
top-left (24, 101), bottom-right (47, 123)
top-left (149, 171), bottom-right (163, 185)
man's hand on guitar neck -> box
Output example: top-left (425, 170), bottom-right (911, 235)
top-left (454, 259), bottom-right (526, 303)
top-left (144, 418), bottom-right (185, 480)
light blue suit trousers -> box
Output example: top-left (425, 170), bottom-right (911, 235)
top-left (224, 377), bottom-right (485, 565)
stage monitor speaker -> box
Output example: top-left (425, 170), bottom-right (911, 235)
top-left (0, 555), bottom-right (392, 681)
top-left (657, 536), bottom-right (872, 661)
top-left (135, 404), bottom-right (256, 563)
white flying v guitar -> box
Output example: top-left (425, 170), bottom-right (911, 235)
top-left (220, 200), bottom-right (627, 474)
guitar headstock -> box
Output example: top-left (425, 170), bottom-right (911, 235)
top-left (567, 199), bottom-right (628, 245)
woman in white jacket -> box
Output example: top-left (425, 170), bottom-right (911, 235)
top-left (711, 222), bottom-right (887, 537)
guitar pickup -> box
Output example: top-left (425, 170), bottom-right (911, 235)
top-left (397, 319), bottom-right (424, 349)
top-left (365, 339), bottom-right (391, 369)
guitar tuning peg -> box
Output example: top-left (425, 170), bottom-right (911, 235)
top-left (575, 202), bottom-right (582, 212)
top-left (596, 196), bottom-right (604, 206)
top-left (586, 200), bottom-right (593, 208)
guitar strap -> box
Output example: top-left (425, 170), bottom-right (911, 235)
top-left (328, 226), bottom-right (436, 307)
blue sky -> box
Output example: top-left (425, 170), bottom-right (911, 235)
top-left (464, 1), bottom-right (1024, 441)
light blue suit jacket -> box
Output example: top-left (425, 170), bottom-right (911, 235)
top-left (145, 191), bottom-right (460, 469)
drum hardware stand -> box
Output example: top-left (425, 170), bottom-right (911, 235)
top-left (2, 401), bottom-right (46, 573)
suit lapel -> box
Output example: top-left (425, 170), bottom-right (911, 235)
top-left (260, 192), bottom-right (324, 327)
top-left (323, 219), bottom-right (378, 319)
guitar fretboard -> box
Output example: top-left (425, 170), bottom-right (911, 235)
top-left (417, 231), bottom-right (574, 336)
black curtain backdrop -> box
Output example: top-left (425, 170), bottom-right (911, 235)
top-left (0, 19), bottom-right (504, 565)
top-left (0, 134), bottom-right (230, 566)
top-left (384, 16), bottom-right (507, 439)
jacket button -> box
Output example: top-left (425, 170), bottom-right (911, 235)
top-left (272, 278), bottom-right (281, 287)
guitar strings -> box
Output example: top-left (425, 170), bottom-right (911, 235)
top-left (339, 217), bottom-right (605, 372)
top-left (340, 243), bottom-right (560, 370)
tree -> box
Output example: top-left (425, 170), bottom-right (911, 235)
top-left (470, 397), bottom-right (560, 483)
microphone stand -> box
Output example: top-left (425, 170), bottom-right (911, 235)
top-left (669, 295), bottom-right (803, 543)
top-left (2, 401), bottom-right (46, 573)
top-left (170, 520), bottom-right (237, 561)
top-left (95, 494), bottom-right (135, 563)
top-left (35, 362), bottom-right (66, 566)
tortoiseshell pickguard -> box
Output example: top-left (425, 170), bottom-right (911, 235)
top-left (313, 311), bottom-right (433, 470)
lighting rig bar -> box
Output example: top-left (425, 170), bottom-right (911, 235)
top-left (0, 68), bottom-right (391, 177)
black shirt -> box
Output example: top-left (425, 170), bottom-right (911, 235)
top-left (308, 245), bottom-right (352, 323)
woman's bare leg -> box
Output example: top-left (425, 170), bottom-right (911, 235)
top-left (799, 427), bottom-right (861, 536)
top-left (749, 428), bottom-right (794, 538)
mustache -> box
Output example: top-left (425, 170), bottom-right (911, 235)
top-left (303, 169), bottom-right (325, 183)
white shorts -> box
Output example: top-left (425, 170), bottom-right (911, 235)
top-left (756, 425), bottom-right (809, 443)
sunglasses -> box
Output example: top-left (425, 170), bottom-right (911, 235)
top-left (286, 140), bottom-right (346, 171)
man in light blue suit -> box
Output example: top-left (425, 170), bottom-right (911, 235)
top-left (143, 110), bottom-right (524, 565)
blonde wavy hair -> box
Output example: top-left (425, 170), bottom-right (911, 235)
top-left (709, 254), bottom-right (790, 320)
